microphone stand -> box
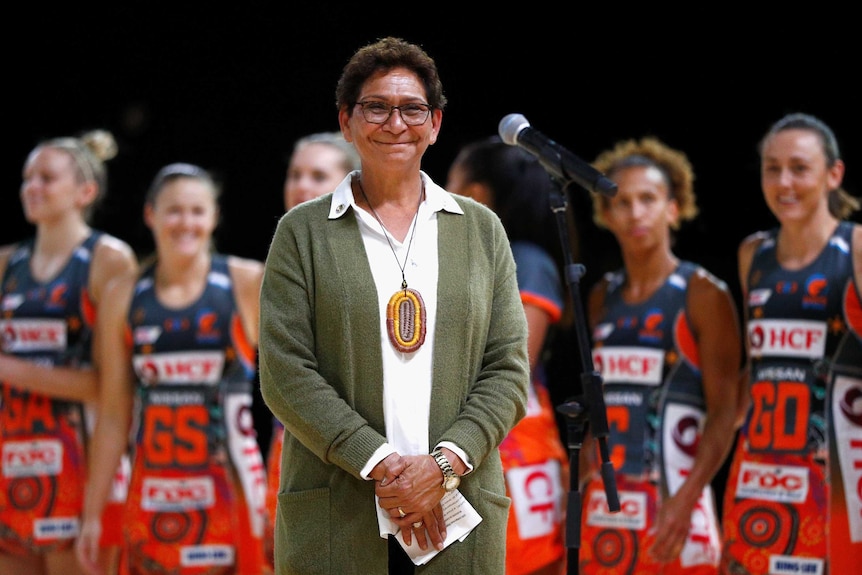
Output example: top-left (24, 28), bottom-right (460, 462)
top-left (546, 178), bottom-right (620, 575)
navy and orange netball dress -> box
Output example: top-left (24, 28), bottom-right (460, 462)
top-left (122, 254), bottom-right (267, 575)
top-left (721, 221), bottom-right (862, 575)
top-left (500, 241), bottom-right (568, 575)
top-left (0, 232), bottom-right (126, 554)
top-left (582, 261), bottom-right (722, 575)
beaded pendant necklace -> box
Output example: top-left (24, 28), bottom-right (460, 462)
top-left (357, 178), bottom-right (427, 353)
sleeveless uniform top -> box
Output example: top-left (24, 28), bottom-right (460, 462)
top-left (123, 254), bottom-right (267, 575)
top-left (0, 233), bottom-right (100, 553)
top-left (499, 240), bottom-right (567, 575)
top-left (581, 261), bottom-right (721, 574)
top-left (721, 221), bottom-right (862, 575)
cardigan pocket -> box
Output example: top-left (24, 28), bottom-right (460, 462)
top-left (472, 487), bottom-right (511, 573)
top-left (276, 487), bottom-right (330, 574)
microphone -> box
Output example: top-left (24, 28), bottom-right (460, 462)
top-left (498, 114), bottom-right (617, 197)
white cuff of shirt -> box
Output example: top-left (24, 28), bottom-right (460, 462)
top-left (435, 441), bottom-right (473, 475)
top-left (361, 443), bottom-right (397, 480)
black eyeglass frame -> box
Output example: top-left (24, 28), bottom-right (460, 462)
top-left (354, 101), bottom-right (433, 125)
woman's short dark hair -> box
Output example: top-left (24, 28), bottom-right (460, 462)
top-left (335, 37), bottom-right (447, 114)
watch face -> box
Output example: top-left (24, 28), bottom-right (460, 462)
top-left (444, 475), bottom-right (460, 491)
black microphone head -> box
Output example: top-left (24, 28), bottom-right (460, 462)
top-left (498, 114), bottom-right (530, 146)
top-left (595, 176), bottom-right (618, 198)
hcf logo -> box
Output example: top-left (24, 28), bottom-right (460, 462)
top-left (748, 319), bottom-right (826, 359)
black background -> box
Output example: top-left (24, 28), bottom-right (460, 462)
top-left (5, 10), bottom-right (860, 477)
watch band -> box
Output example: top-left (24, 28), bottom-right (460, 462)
top-left (431, 449), bottom-right (456, 482)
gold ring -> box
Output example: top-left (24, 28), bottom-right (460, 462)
top-left (412, 521), bottom-right (423, 528)
top-left (398, 507), bottom-right (406, 518)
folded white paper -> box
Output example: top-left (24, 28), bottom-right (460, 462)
top-left (377, 489), bottom-right (482, 565)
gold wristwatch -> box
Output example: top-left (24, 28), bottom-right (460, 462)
top-left (431, 449), bottom-right (460, 492)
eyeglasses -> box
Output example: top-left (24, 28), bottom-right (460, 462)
top-left (355, 101), bottom-right (432, 126)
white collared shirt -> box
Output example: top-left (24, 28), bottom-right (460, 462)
top-left (329, 171), bottom-right (465, 470)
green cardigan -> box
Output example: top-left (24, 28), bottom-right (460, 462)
top-left (259, 175), bottom-right (529, 574)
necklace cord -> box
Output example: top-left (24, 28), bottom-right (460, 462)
top-left (357, 178), bottom-right (422, 292)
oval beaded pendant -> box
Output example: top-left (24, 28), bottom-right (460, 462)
top-left (355, 177), bottom-right (427, 353)
top-left (386, 288), bottom-right (426, 353)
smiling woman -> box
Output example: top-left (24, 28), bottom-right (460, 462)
top-left (720, 113), bottom-right (862, 575)
top-left (0, 130), bottom-right (138, 575)
top-left (258, 36), bottom-right (530, 575)
top-left (76, 162), bottom-right (270, 575)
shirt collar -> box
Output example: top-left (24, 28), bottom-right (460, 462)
top-left (329, 170), bottom-right (464, 220)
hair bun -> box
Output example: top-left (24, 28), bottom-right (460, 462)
top-left (81, 129), bottom-right (118, 162)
